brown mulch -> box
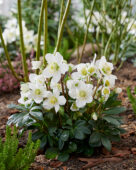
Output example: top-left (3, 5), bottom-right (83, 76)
top-left (0, 62), bottom-right (136, 170)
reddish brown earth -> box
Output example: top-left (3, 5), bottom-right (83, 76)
top-left (0, 61), bottom-right (136, 170)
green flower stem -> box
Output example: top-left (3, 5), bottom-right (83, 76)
top-left (78, 0), bottom-right (95, 63)
top-left (36, 0), bottom-right (45, 62)
top-left (43, 0), bottom-right (48, 66)
top-left (58, 0), bottom-right (65, 38)
top-left (93, 77), bottom-right (102, 99)
top-left (0, 27), bottom-right (23, 81)
top-left (104, 29), bottom-right (116, 58)
top-left (54, 0), bottom-right (71, 54)
top-left (17, 0), bottom-right (28, 82)
top-left (101, 0), bottom-right (106, 56)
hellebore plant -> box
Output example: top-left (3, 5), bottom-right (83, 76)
top-left (7, 53), bottom-right (125, 161)
top-left (0, 0), bottom-right (125, 162)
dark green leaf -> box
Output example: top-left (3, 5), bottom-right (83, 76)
top-left (103, 116), bottom-right (120, 126)
top-left (60, 131), bottom-right (69, 141)
top-left (68, 142), bottom-right (77, 153)
top-left (8, 104), bottom-right (27, 111)
top-left (84, 147), bottom-right (94, 157)
top-left (47, 135), bottom-right (54, 147)
top-left (89, 132), bottom-right (101, 144)
top-left (40, 136), bottom-right (47, 149)
top-left (101, 136), bottom-right (111, 151)
top-left (30, 111), bottom-right (44, 121)
top-left (58, 152), bottom-right (69, 162)
top-left (49, 127), bottom-right (57, 136)
top-left (75, 130), bottom-right (85, 140)
top-left (103, 107), bottom-right (126, 115)
top-left (31, 106), bottom-right (42, 111)
top-left (58, 139), bottom-right (64, 150)
top-left (32, 131), bottom-right (44, 141)
top-left (45, 148), bottom-right (58, 159)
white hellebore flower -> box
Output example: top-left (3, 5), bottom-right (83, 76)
top-left (92, 112), bottom-right (98, 121)
top-left (69, 83), bottom-right (93, 108)
top-left (29, 74), bottom-right (45, 86)
top-left (18, 94), bottom-right (32, 105)
top-left (32, 61), bottom-right (42, 70)
top-left (24, 30), bottom-right (34, 45)
top-left (70, 103), bottom-right (79, 111)
top-left (21, 83), bottom-right (29, 93)
top-left (127, 19), bottom-right (136, 36)
top-left (87, 54), bottom-right (97, 76)
top-left (3, 28), bottom-right (17, 44)
top-left (28, 84), bottom-right (48, 104)
top-left (104, 75), bottom-right (117, 88)
top-left (77, 63), bottom-right (88, 78)
top-left (43, 52), bottom-right (68, 83)
top-left (50, 81), bottom-right (62, 93)
top-left (102, 87), bottom-right (110, 98)
top-left (67, 80), bottom-right (84, 99)
top-left (67, 80), bottom-right (83, 91)
top-left (115, 87), bottom-right (122, 94)
top-left (97, 56), bottom-right (113, 76)
top-left (43, 90), bottom-right (66, 113)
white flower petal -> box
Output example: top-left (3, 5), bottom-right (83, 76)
top-left (55, 105), bottom-right (60, 113)
top-left (76, 100), bottom-right (86, 108)
top-left (58, 96), bottom-right (66, 105)
top-left (51, 73), bottom-right (61, 83)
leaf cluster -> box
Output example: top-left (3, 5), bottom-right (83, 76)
top-left (7, 92), bottom-right (125, 162)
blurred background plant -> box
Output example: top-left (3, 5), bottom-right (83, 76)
top-left (1, 0), bottom-right (136, 94)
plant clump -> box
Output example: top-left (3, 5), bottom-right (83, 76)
top-left (8, 52), bottom-right (125, 161)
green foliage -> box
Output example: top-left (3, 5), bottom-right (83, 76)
top-left (0, 126), bottom-right (40, 170)
top-left (0, 15), bottom-right (8, 31)
top-left (127, 87), bottom-right (136, 115)
top-left (12, 0), bottom-right (59, 34)
top-left (7, 92), bottom-right (125, 162)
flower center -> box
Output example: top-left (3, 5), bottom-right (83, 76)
top-left (75, 83), bottom-right (79, 87)
top-left (79, 90), bottom-right (87, 98)
top-left (81, 68), bottom-right (87, 76)
top-left (50, 96), bottom-right (58, 105)
top-left (35, 89), bottom-right (41, 95)
top-left (105, 80), bottom-right (110, 86)
top-left (88, 67), bottom-right (95, 74)
top-left (102, 64), bottom-right (111, 75)
top-left (49, 62), bottom-right (59, 73)
top-left (103, 88), bottom-right (110, 95)
top-left (72, 103), bottom-right (78, 110)
top-left (24, 97), bottom-right (28, 101)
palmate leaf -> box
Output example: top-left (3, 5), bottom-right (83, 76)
top-left (89, 132), bottom-right (101, 147)
top-left (74, 120), bottom-right (91, 140)
top-left (8, 104), bottom-right (28, 112)
top-left (30, 111), bottom-right (44, 121)
top-left (103, 107), bottom-right (126, 115)
top-left (103, 116), bottom-right (121, 126)
top-left (104, 93), bottom-right (121, 108)
top-left (7, 112), bottom-right (28, 127)
top-left (101, 136), bottom-right (111, 151)
top-left (60, 130), bottom-right (69, 142)
top-left (68, 142), bottom-right (77, 153)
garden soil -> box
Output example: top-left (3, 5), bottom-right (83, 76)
top-left (0, 61), bottom-right (136, 170)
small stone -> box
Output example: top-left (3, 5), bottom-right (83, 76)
top-left (131, 148), bottom-right (136, 155)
